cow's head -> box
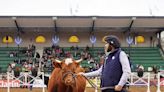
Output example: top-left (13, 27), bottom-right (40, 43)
top-left (51, 58), bottom-right (83, 86)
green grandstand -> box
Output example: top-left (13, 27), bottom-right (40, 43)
top-left (43, 47), bottom-right (164, 72)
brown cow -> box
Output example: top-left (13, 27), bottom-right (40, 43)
top-left (48, 58), bottom-right (86, 92)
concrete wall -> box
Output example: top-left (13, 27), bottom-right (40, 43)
top-left (0, 28), bottom-right (158, 48)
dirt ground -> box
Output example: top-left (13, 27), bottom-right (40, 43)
top-left (1, 86), bottom-right (164, 92)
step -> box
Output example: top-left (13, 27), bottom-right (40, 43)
top-left (129, 54), bottom-right (161, 57)
top-left (0, 47), bottom-right (27, 51)
top-left (0, 57), bottom-right (28, 61)
top-left (131, 57), bottom-right (163, 60)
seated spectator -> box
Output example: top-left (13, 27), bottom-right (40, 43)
top-left (87, 53), bottom-right (92, 60)
top-left (152, 65), bottom-right (158, 73)
top-left (60, 48), bottom-right (65, 57)
top-left (88, 57), bottom-right (94, 64)
top-left (28, 44), bottom-right (32, 50)
top-left (137, 65), bottom-right (144, 78)
top-left (26, 50), bottom-right (32, 57)
top-left (7, 64), bottom-right (13, 73)
top-left (35, 52), bottom-right (40, 59)
top-left (23, 62), bottom-right (29, 72)
top-left (45, 57), bottom-right (52, 67)
top-left (22, 66), bottom-right (26, 72)
top-left (13, 52), bottom-right (17, 57)
top-left (14, 67), bottom-right (20, 78)
top-left (31, 44), bottom-right (36, 50)
top-left (56, 45), bottom-right (60, 50)
top-left (75, 45), bottom-right (79, 51)
top-left (9, 52), bottom-right (14, 57)
top-left (152, 65), bottom-right (158, 79)
top-left (55, 48), bottom-right (61, 57)
top-left (47, 50), bottom-right (52, 55)
top-left (29, 67), bottom-right (38, 91)
top-left (86, 45), bottom-right (90, 51)
top-left (2, 74), bottom-right (7, 80)
top-left (70, 46), bottom-right (75, 51)
top-left (11, 61), bottom-right (16, 69)
top-left (65, 52), bottom-right (70, 58)
top-left (83, 51), bottom-right (88, 60)
top-left (52, 45), bottom-right (55, 49)
top-left (27, 61), bottom-right (33, 71)
top-left (31, 67), bottom-right (38, 77)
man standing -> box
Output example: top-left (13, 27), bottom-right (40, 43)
top-left (79, 35), bottom-right (131, 92)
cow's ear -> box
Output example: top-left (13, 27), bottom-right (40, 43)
top-left (51, 58), bottom-right (62, 68)
top-left (53, 61), bottom-right (62, 68)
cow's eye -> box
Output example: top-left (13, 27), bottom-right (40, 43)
top-left (62, 67), bottom-right (66, 71)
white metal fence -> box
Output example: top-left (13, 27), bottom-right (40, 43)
top-left (0, 72), bottom-right (164, 92)
top-left (6, 72), bottom-right (45, 92)
top-left (88, 72), bottom-right (164, 92)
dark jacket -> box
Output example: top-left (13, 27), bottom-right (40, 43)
top-left (101, 49), bottom-right (123, 87)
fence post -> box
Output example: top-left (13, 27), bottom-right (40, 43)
top-left (95, 77), bottom-right (98, 92)
top-left (156, 72), bottom-right (161, 92)
top-left (42, 72), bottom-right (45, 92)
top-left (7, 72), bottom-right (10, 92)
top-left (131, 73), bottom-right (133, 85)
top-left (25, 72), bottom-right (28, 85)
top-left (147, 73), bottom-right (150, 92)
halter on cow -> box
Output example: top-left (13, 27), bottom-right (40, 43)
top-left (48, 58), bottom-right (86, 92)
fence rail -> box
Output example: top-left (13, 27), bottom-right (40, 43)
top-left (0, 72), bottom-right (164, 92)
top-left (6, 72), bottom-right (45, 92)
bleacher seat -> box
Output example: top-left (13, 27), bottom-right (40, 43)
top-left (0, 47), bottom-right (28, 73)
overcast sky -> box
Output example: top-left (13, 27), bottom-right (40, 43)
top-left (0, 0), bottom-right (164, 16)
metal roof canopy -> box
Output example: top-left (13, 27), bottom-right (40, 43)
top-left (0, 16), bottom-right (164, 32)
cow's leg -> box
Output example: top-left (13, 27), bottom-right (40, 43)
top-left (54, 84), bottom-right (58, 92)
top-left (48, 78), bottom-right (55, 92)
top-left (48, 68), bottom-right (61, 92)
top-left (48, 76), bottom-right (60, 92)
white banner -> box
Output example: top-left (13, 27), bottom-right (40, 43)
top-left (0, 80), bottom-right (20, 87)
top-left (0, 79), bottom-right (46, 87)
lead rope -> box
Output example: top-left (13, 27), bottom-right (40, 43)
top-left (81, 75), bottom-right (116, 90)
top-left (81, 75), bottom-right (98, 89)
